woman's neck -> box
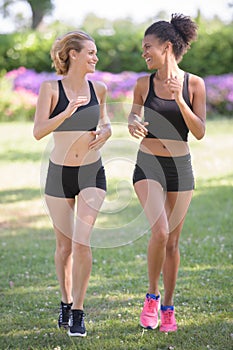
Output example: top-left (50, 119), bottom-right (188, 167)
top-left (155, 66), bottom-right (182, 81)
top-left (63, 71), bottom-right (88, 90)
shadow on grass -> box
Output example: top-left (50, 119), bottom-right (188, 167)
top-left (0, 187), bottom-right (41, 204)
top-left (0, 149), bottom-right (44, 162)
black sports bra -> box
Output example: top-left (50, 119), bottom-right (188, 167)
top-left (49, 80), bottom-right (100, 132)
top-left (144, 72), bottom-right (192, 141)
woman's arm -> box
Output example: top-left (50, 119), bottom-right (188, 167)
top-left (89, 81), bottom-right (112, 150)
top-left (128, 77), bottom-right (149, 138)
top-left (33, 80), bottom-right (88, 140)
top-left (168, 74), bottom-right (206, 140)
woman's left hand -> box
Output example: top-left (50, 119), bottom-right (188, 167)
top-left (166, 76), bottom-right (183, 102)
top-left (89, 124), bottom-right (112, 150)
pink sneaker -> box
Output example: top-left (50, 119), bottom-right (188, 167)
top-left (159, 305), bottom-right (178, 332)
top-left (140, 293), bottom-right (160, 329)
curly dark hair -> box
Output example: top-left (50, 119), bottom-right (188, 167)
top-left (144, 13), bottom-right (198, 62)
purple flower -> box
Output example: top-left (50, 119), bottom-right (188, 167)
top-left (6, 66), bottom-right (60, 95)
top-left (204, 73), bottom-right (233, 115)
top-left (4, 67), bottom-right (233, 116)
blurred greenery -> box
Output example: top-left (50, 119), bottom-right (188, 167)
top-left (0, 13), bottom-right (232, 76)
top-left (0, 11), bottom-right (232, 123)
top-left (0, 74), bottom-right (36, 121)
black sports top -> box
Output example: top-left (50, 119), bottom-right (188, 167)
top-left (144, 72), bottom-right (192, 141)
top-left (49, 80), bottom-right (100, 132)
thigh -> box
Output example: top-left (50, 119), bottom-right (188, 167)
top-left (79, 159), bottom-right (106, 193)
top-left (134, 179), bottom-right (168, 233)
top-left (45, 195), bottom-right (75, 239)
top-left (73, 188), bottom-right (106, 245)
top-left (133, 151), bottom-right (166, 190)
top-left (45, 160), bottom-right (78, 198)
top-left (165, 190), bottom-right (193, 234)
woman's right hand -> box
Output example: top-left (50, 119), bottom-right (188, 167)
top-left (65, 96), bottom-right (88, 118)
top-left (128, 119), bottom-right (149, 139)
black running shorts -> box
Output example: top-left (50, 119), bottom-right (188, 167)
top-left (45, 158), bottom-right (106, 198)
top-left (133, 150), bottom-right (194, 192)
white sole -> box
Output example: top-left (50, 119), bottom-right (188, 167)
top-left (140, 321), bottom-right (158, 330)
top-left (67, 330), bottom-right (87, 337)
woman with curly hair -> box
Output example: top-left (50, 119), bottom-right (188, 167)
top-left (128, 13), bottom-right (206, 332)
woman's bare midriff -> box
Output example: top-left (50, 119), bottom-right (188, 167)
top-left (140, 138), bottom-right (190, 157)
top-left (50, 131), bottom-right (101, 166)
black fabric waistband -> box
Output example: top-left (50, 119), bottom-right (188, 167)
top-left (48, 158), bottom-right (103, 170)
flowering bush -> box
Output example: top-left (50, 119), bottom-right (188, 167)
top-left (0, 72), bottom-right (37, 122)
top-left (89, 70), bottom-right (147, 100)
top-left (6, 67), bottom-right (146, 101)
top-left (6, 66), bottom-right (58, 95)
top-left (204, 74), bottom-right (233, 116)
top-left (0, 67), bottom-right (232, 121)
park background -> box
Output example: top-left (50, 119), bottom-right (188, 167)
top-left (0, 0), bottom-right (232, 349)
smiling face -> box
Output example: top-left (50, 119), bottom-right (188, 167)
top-left (70, 40), bottom-right (99, 74)
top-left (142, 34), bottom-right (168, 70)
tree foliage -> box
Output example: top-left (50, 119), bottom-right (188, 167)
top-left (0, 0), bottom-right (54, 29)
top-left (0, 13), bottom-right (232, 76)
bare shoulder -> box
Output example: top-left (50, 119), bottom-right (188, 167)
top-left (133, 74), bottom-right (150, 104)
top-left (40, 79), bottom-right (56, 88)
top-left (91, 80), bottom-right (107, 104)
top-left (188, 73), bottom-right (206, 101)
top-left (135, 74), bottom-right (150, 89)
top-left (188, 73), bottom-right (205, 90)
top-left (91, 80), bottom-right (107, 94)
top-left (39, 79), bottom-right (58, 95)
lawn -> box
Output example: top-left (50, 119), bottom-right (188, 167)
top-left (0, 119), bottom-right (232, 350)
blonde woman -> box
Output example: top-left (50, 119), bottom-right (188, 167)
top-left (33, 31), bottom-right (111, 337)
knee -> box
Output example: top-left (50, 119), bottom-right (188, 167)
top-left (55, 241), bottom-right (72, 261)
top-left (166, 238), bottom-right (180, 257)
top-left (151, 226), bottom-right (168, 247)
top-left (72, 241), bottom-right (90, 254)
top-left (72, 242), bottom-right (92, 261)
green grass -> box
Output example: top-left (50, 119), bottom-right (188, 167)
top-left (0, 120), bottom-right (233, 350)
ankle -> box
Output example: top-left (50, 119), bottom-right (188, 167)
top-left (161, 304), bottom-right (174, 311)
top-left (147, 293), bottom-right (160, 300)
top-left (162, 297), bottom-right (173, 306)
top-left (61, 300), bottom-right (73, 307)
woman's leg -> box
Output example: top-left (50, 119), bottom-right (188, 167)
top-left (162, 190), bottom-right (193, 306)
top-left (54, 227), bottom-right (73, 304)
top-left (72, 187), bottom-right (106, 310)
top-left (134, 179), bottom-right (168, 296)
top-left (45, 195), bottom-right (75, 303)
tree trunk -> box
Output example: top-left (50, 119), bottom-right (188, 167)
top-left (31, 7), bottom-right (43, 29)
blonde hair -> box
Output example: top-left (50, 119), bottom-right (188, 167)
top-left (50, 30), bottom-right (95, 75)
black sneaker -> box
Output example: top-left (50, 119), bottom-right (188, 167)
top-left (58, 301), bottom-right (72, 329)
top-left (68, 309), bottom-right (87, 337)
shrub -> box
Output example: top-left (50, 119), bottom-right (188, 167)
top-left (205, 74), bottom-right (233, 116)
top-left (0, 71), bottom-right (37, 122)
top-left (1, 67), bottom-right (232, 121)
top-left (5, 67), bottom-right (147, 102)
top-left (0, 20), bottom-right (232, 77)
